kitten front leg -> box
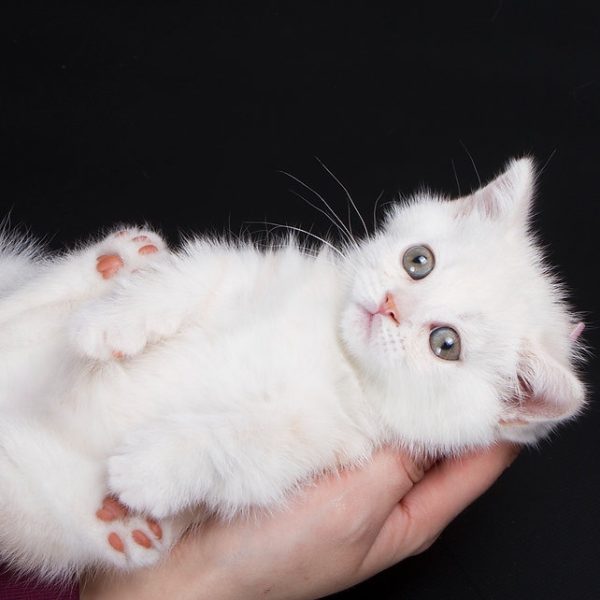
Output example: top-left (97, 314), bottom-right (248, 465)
top-left (92, 228), bottom-right (169, 281)
top-left (69, 267), bottom-right (194, 360)
top-left (0, 227), bottom-right (168, 324)
top-left (69, 242), bottom-right (225, 360)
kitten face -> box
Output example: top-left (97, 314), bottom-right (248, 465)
top-left (340, 159), bottom-right (585, 452)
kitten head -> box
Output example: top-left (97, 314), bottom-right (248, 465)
top-left (340, 158), bottom-right (585, 454)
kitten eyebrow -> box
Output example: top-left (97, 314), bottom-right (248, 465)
top-left (457, 311), bottom-right (486, 322)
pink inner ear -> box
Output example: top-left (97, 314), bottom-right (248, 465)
top-left (514, 375), bottom-right (565, 420)
top-left (514, 392), bottom-right (568, 420)
top-left (503, 390), bottom-right (567, 423)
top-left (570, 322), bottom-right (585, 342)
top-left (508, 350), bottom-right (585, 424)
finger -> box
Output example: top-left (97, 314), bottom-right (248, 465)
top-left (400, 442), bottom-right (521, 547)
top-left (270, 447), bottom-right (429, 548)
top-left (359, 443), bottom-right (519, 576)
top-left (310, 448), bottom-right (430, 517)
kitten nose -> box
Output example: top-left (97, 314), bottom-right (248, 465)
top-left (377, 292), bottom-right (400, 325)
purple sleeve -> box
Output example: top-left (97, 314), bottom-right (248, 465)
top-left (0, 566), bottom-right (78, 600)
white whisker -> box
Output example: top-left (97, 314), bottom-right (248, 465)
top-left (451, 159), bottom-right (461, 197)
top-left (278, 170), bottom-right (356, 244)
top-left (245, 221), bottom-right (346, 259)
top-left (288, 189), bottom-right (353, 245)
top-left (314, 156), bottom-right (369, 237)
top-left (539, 148), bottom-right (557, 175)
top-left (347, 202), bottom-right (353, 237)
top-left (458, 140), bottom-right (481, 188)
top-left (372, 189), bottom-right (384, 231)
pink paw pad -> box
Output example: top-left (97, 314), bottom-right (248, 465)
top-left (96, 230), bottom-right (164, 280)
top-left (96, 254), bottom-right (124, 279)
top-left (108, 532), bottom-right (125, 553)
top-left (139, 244), bottom-right (158, 255)
top-left (96, 495), bottom-right (164, 553)
top-left (132, 530), bottom-right (153, 548)
top-left (96, 496), bottom-right (129, 522)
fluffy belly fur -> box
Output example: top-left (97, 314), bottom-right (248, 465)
top-left (0, 231), bottom-right (371, 578)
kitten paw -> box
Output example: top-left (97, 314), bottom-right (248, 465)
top-left (70, 228), bottom-right (173, 360)
top-left (108, 457), bottom-right (177, 520)
top-left (71, 305), bottom-right (152, 361)
top-left (95, 495), bottom-right (177, 569)
top-left (107, 432), bottom-right (202, 519)
top-left (95, 229), bottom-right (166, 280)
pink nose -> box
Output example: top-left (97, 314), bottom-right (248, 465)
top-left (377, 292), bottom-right (400, 325)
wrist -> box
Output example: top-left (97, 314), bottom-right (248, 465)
top-left (79, 549), bottom-right (235, 600)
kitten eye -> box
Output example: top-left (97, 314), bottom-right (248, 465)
top-left (429, 326), bottom-right (461, 361)
top-left (402, 245), bottom-right (435, 280)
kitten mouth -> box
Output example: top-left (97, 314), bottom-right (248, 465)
top-left (359, 304), bottom-right (380, 341)
top-left (364, 310), bottom-right (374, 339)
top-left (359, 299), bottom-right (399, 341)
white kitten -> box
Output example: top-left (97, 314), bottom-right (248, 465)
top-left (0, 158), bottom-right (585, 579)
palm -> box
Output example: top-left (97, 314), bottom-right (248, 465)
top-left (82, 443), bottom-right (518, 600)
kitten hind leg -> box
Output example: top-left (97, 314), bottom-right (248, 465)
top-left (93, 495), bottom-right (188, 570)
top-left (0, 420), bottom-right (184, 576)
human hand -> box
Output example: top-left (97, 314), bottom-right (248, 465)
top-left (81, 443), bottom-right (519, 600)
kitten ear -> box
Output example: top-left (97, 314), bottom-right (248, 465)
top-left (506, 346), bottom-right (585, 424)
top-left (455, 157), bottom-right (535, 225)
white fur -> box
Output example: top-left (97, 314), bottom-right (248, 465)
top-left (0, 159), bottom-right (585, 579)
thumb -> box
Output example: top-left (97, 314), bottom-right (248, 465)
top-left (400, 442), bottom-right (521, 549)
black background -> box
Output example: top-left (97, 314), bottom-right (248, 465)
top-left (1, 2), bottom-right (599, 599)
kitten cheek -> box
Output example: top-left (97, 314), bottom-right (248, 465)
top-left (340, 306), bottom-right (368, 348)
